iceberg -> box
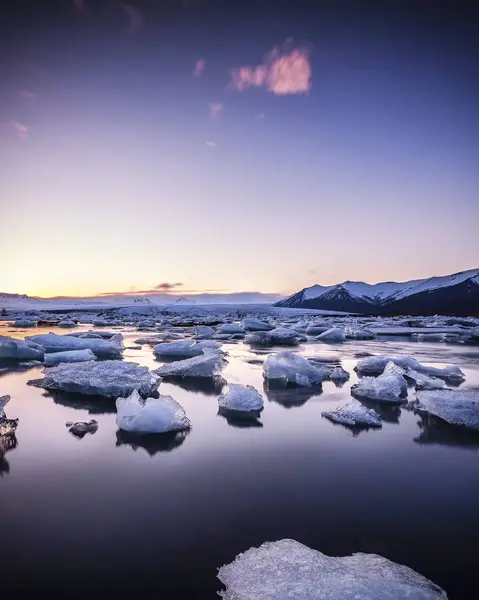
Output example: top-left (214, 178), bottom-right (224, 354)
top-left (355, 355), bottom-right (465, 382)
top-left (246, 327), bottom-right (301, 347)
top-left (195, 325), bottom-right (215, 339)
top-left (58, 319), bottom-right (76, 328)
top-left (344, 327), bottom-right (376, 340)
top-left (44, 349), bottom-right (96, 366)
top-left (29, 360), bottom-right (160, 398)
top-left (155, 350), bottom-right (226, 379)
top-left (218, 539), bottom-right (447, 600)
top-left (116, 389), bottom-right (190, 434)
top-left (330, 366), bottom-right (350, 381)
top-left (306, 325), bottom-right (330, 336)
top-left (407, 370), bottom-right (445, 390)
top-left (217, 323), bottom-right (245, 334)
top-left (241, 318), bottom-right (274, 331)
top-left (26, 333), bottom-right (122, 359)
top-left (263, 351), bottom-right (326, 387)
top-left (316, 328), bottom-right (346, 343)
top-left (12, 319), bottom-right (37, 328)
top-left (322, 399), bottom-right (382, 428)
top-left (414, 389), bottom-right (479, 431)
top-left (351, 368), bottom-right (408, 403)
top-left (218, 384), bottom-right (264, 412)
top-left (153, 339), bottom-right (220, 358)
top-left (0, 336), bottom-right (44, 361)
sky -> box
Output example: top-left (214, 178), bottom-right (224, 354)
top-left (1, 0), bottom-right (478, 298)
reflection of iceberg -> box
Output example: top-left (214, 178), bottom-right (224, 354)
top-left (0, 358), bottom-right (42, 378)
top-left (217, 406), bottom-right (263, 428)
top-left (50, 390), bottom-right (117, 414)
top-left (414, 413), bottom-right (479, 451)
top-left (115, 428), bottom-right (189, 455)
top-left (162, 376), bottom-right (226, 396)
top-left (263, 381), bottom-right (322, 408)
top-left (357, 398), bottom-right (402, 424)
top-left (0, 433), bottom-right (17, 477)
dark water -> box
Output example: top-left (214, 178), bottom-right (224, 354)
top-left (1, 325), bottom-right (479, 599)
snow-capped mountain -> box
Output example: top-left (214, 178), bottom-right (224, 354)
top-left (275, 268), bottom-right (479, 316)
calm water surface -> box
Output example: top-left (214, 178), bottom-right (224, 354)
top-left (1, 325), bottom-right (479, 599)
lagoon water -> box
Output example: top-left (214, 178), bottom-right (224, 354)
top-left (1, 325), bottom-right (479, 599)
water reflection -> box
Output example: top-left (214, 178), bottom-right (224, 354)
top-left (263, 382), bottom-right (322, 408)
top-left (0, 434), bottom-right (17, 477)
top-left (115, 429), bottom-right (189, 455)
top-left (217, 406), bottom-right (263, 428)
top-left (162, 376), bottom-right (226, 396)
top-left (49, 391), bottom-right (117, 414)
top-left (414, 414), bottom-right (479, 451)
top-left (0, 359), bottom-right (42, 378)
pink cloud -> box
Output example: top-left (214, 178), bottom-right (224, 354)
top-left (73, 0), bottom-right (86, 12)
top-left (120, 2), bottom-right (142, 32)
top-left (209, 101), bottom-right (224, 119)
top-left (231, 44), bottom-right (311, 95)
top-left (193, 59), bottom-right (206, 77)
top-left (11, 121), bottom-right (28, 139)
top-left (205, 140), bottom-right (217, 148)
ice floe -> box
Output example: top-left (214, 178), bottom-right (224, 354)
top-left (330, 366), bottom-right (350, 381)
top-left (12, 319), bottom-right (37, 328)
top-left (0, 336), bottom-right (44, 361)
top-left (116, 389), bottom-right (190, 434)
top-left (217, 538), bottom-right (447, 600)
top-left (26, 333), bottom-right (122, 359)
top-left (322, 399), bottom-right (382, 428)
top-left (44, 349), bottom-right (96, 366)
top-left (155, 350), bottom-right (226, 379)
top-left (355, 354), bottom-right (465, 382)
top-left (218, 384), bottom-right (264, 412)
top-left (217, 323), bottom-right (245, 335)
top-left (29, 360), bottom-right (160, 398)
top-left (246, 327), bottom-right (301, 347)
top-left (414, 389), bottom-right (479, 431)
top-left (153, 339), bottom-right (220, 358)
top-left (263, 351), bottom-right (326, 387)
top-left (351, 367), bottom-right (408, 403)
top-left (316, 328), bottom-right (346, 343)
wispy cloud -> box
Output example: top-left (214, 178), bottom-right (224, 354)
top-left (209, 101), bottom-right (224, 119)
top-left (73, 0), bottom-right (86, 12)
top-left (120, 2), bottom-right (142, 32)
top-left (205, 140), bottom-right (217, 148)
top-left (256, 112), bottom-right (265, 121)
top-left (98, 287), bottom-right (228, 297)
top-left (154, 282), bottom-right (183, 291)
top-left (10, 121), bottom-right (28, 139)
top-left (193, 59), bottom-right (206, 77)
top-left (231, 43), bottom-right (311, 95)
top-left (17, 90), bottom-right (37, 102)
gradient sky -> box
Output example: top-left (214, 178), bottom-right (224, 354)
top-left (1, 0), bottom-right (478, 297)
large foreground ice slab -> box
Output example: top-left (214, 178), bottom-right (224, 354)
top-left (26, 333), bottom-right (122, 359)
top-left (218, 384), bottom-right (264, 412)
top-left (155, 350), bottom-right (226, 379)
top-left (263, 351), bottom-right (326, 387)
top-left (30, 360), bottom-right (160, 398)
top-left (218, 539), bottom-right (447, 600)
top-left (116, 389), bottom-right (190, 434)
top-left (0, 336), bottom-right (44, 361)
top-left (322, 399), bottom-right (382, 428)
top-left (414, 389), bottom-right (479, 431)
top-left (44, 349), bottom-right (96, 366)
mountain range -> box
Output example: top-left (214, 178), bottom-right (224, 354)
top-left (275, 268), bottom-right (479, 316)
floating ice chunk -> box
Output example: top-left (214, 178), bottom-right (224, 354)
top-left (306, 325), bottom-right (330, 336)
top-left (116, 389), bottom-right (190, 434)
top-left (218, 384), bottom-right (264, 412)
top-left (416, 333), bottom-right (446, 342)
top-left (44, 349), bottom-right (96, 366)
top-left (351, 370), bottom-right (407, 403)
top-left (246, 327), bottom-right (301, 347)
top-left (355, 354), bottom-right (464, 382)
top-left (217, 323), bottom-right (245, 334)
top-left (110, 333), bottom-right (124, 347)
top-left (263, 351), bottom-right (326, 387)
top-left (26, 333), bottom-right (122, 359)
top-left (66, 419), bottom-right (98, 438)
top-left (419, 364), bottom-right (465, 382)
top-left (291, 320), bottom-right (309, 332)
top-left (0, 336), bottom-right (44, 361)
top-left (344, 327), bottom-right (376, 340)
top-left (316, 328), bottom-right (346, 343)
top-left (195, 325), bottom-right (215, 339)
top-left (355, 355), bottom-right (391, 376)
top-left (414, 389), bottom-right (479, 431)
top-left (153, 339), bottom-right (220, 358)
top-left (29, 360), bottom-right (160, 398)
top-left (407, 370), bottom-right (445, 390)
top-left (330, 366), bottom-right (350, 381)
top-left (58, 320), bottom-right (76, 328)
top-left (155, 350), bottom-right (226, 379)
top-left (12, 319), bottom-right (37, 328)
top-left (218, 538), bottom-right (447, 600)
top-left (241, 318), bottom-right (274, 331)
top-left (0, 395), bottom-right (18, 437)
top-left (322, 399), bottom-right (382, 428)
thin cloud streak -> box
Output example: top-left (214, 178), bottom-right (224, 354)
top-left (98, 287), bottom-right (228, 296)
top-left (154, 282), bottom-right (183, 291)
top-left (205, 140), bottom-right (217, 148)
top-left (231, 44), bottom-right (311, 95)
top-left (120, 2), bottom-right (142, 32)
top-left (10, 121), bottom-right (28, 138)
top-left (193, 59), bottom-right (206, 77)
top-left (209, 101), bottom-right (224, 119)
